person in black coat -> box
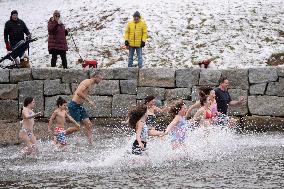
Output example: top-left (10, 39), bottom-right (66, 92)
top-left (4, 10), bottom-right (31, 60)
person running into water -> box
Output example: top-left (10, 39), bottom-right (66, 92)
top-left (68, 72), bottom-right (103, 144)
top-left (214, 76), bottom-right (245, 128)
top-left (48, 97), bottom-right (80, 148)
top-left (121, 95), bottom-right (168, 129)
top-left (193, 92), bottom-right (213, 128)
top-left (165, 100), bottom-right (188, 149)
top-left (129, 104), bottom-right (165, 155)
top-left (186, 86), bottom-right (213, 118)
top-left (186, 86), bottom-right (232, 128)
top-left (19, 97), bottom-right (41, 155)
top-left (215, 76), bottom-right (245, 115)
top-left (144, 95), bottom-right (169, 131)
top-left (209, 89), bottom-right (218, 117)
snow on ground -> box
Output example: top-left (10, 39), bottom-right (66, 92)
top-left (0, 0), bottom-right (283, 69)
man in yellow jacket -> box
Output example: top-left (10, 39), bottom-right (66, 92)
top-left (124, 11), bottom-right (148, 68)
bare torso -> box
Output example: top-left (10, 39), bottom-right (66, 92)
top-left (22, 107), bottom-right (35, 131)
top-left (72, 79), bottom-right (92, 104)
top-left (54, 109), bottom-right (66, 128)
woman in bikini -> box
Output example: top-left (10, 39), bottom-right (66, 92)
top-left (19, 97), bottom-right (41, 155)
top-left (186, 86), bottom-right (214, 118)
top-left (193, 92), bottom-right (213, 128)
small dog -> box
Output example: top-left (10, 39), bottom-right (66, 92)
top-left (76, 58), bottom-right (98, 68)
top-left (192, 56), bottom-right (219, 69)
top-left (20, 55), bottom-right (30, 68)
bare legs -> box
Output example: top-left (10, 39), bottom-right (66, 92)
top-left (65, 118), bottom-right (93, 144)
top-left (65, 124), bottom-right (80, 135)
top-left (82, 118), bottom-right (93, 144)
top-left (19, 131), bottom-right (37, 155)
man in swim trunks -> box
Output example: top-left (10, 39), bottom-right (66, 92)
top-left (68, 72), bottom-right (103, 144)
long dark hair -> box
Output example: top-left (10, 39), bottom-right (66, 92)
top-left (144, 95), bottom-right (155, 104)
top-left (199, 86), bottom-right (213, 96)
top-left (169, 100), bottom-right (185, 119)
top-left (23, 97), bottom-right (34, 107)
top-left (199, 91), bottom-right (208, 106)
top-left (21, 97), bottom-right (34, 117)
top-left (128, 105), bottom-right (147, 130)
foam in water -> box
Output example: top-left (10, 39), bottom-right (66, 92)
top-left (2, 124), bottom-right (283, 175)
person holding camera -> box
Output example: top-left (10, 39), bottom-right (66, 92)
top-left (48, 10), bottom-right (69, 69)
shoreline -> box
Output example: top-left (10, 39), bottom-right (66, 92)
top-left (1, 115), bottom-right (283, 146)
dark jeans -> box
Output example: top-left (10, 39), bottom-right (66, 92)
top-left (128, 47), bottom-right (143, 68)
top-left (50, 50), bottom-right (67, 69)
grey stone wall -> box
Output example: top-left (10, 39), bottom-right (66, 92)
top-left (0, 67), bottom-right (284, 120)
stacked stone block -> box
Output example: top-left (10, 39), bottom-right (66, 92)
top-left (0, 67), bottom-right (283, 120)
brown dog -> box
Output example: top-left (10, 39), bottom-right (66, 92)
top-left (20, 55), bottom-right (30, 68)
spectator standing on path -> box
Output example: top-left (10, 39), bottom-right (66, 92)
top-left (4, 10), bottom-right (31, 62)
top-left (48, 10), bottom-right (69, 69)
top-left (124, 11), bottom-right (148, 68)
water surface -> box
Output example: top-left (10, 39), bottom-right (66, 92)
top-left (0, 126), bottom-right (283, 188)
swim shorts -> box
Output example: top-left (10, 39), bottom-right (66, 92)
top-left (68, 101), bottom-right (89, 122)
top-left (54, 127), bottom-right (67, 145)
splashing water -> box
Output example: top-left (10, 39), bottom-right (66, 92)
top-left (0, 125), bottom-right (283, 188)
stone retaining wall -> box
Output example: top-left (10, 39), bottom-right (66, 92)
top-left (0, 67), bottom-right (284, 120)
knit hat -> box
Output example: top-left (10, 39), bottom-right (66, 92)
top-left (133, 11), bottom-right (141, 18)
top-left (53, 10), bottom-right (60, 15)
top-left (11, 10), bottom-right (18, 15)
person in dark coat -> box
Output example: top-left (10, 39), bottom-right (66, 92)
top-left (4, 10), bottom-right (31, 61)
top-left (48, 10), bottom-right (68, 69)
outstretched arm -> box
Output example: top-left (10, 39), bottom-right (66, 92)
top-left (186, 101), bottom-right (201, 118)
top-left (154, 104), bottom-right (171, 114)
top-left (66, 112), bottom-right (80, 128)
top-left (22, 109), bottom-right (41, 120)
top-left (148, 129), bottom-right (164, 137)
top-left (48, 111), bottom-right (57, 132)
top-left (229, 96), bottom-right (246, 106)
top-left (193, 108), bottom-right (205, 122)
top-left (121, 118), bottom-right (129, 125)
top-left (165, 116), bottom-right (180, 135)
